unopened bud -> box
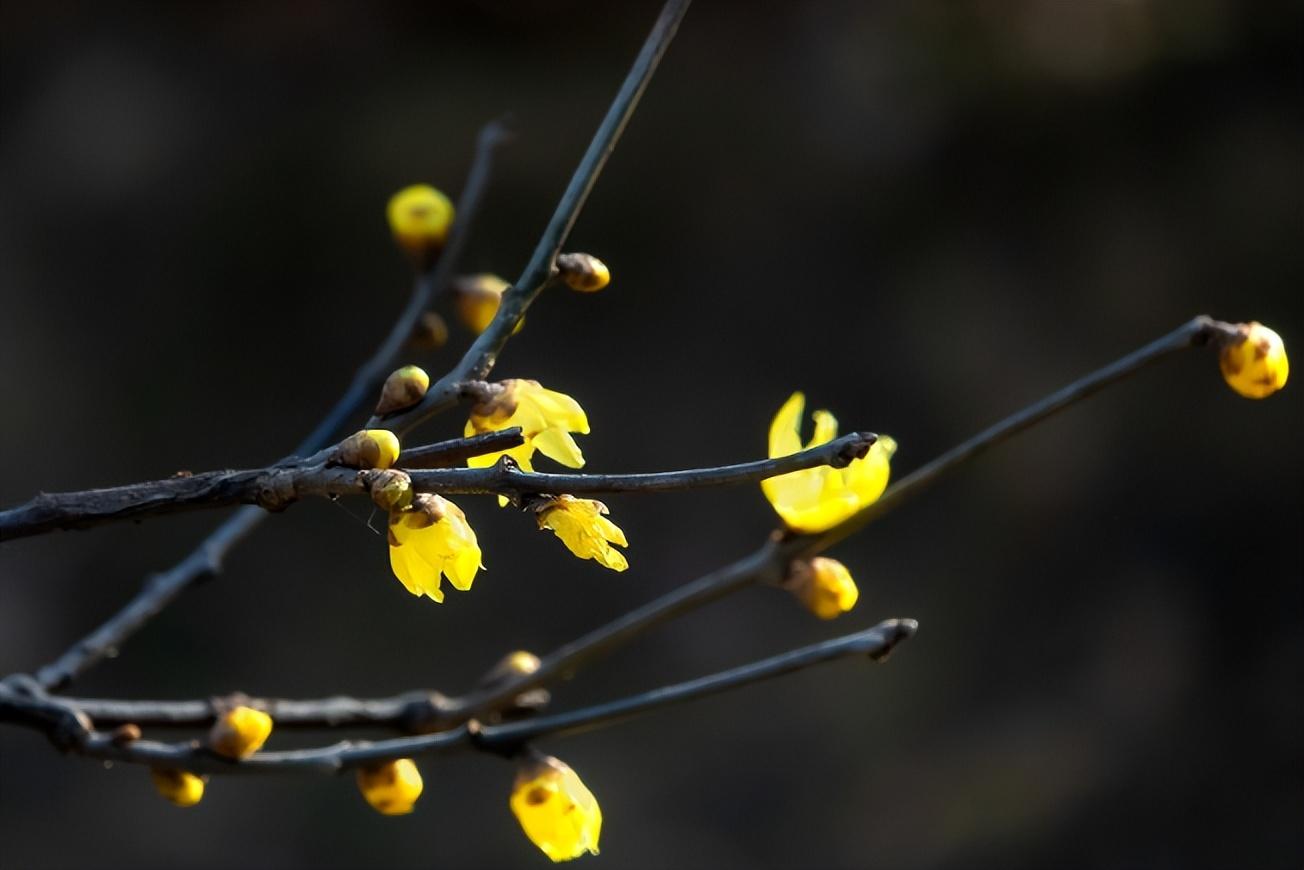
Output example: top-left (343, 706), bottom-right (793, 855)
top-left (376, 365), bottom-right (430, 415)
top-left (556, 253), bottom-right (610, 292)
top-left (370, 469), bottom-right (414, 513)
top-left (338, 429), bottom-right (402, 470)
top-left (208, 705), bottom-right (273, 760)
top-left (387, 185), bottom-right (454, 264)
top-left (151, 768), bottom-right (205, 807)
top-left (409, 310), bottom-right (449, 350)
top-left (356, 758), bottom-right (424, 815)
top-left (1219, 321), bottom-right (1289, 399)
top-left (452, 273), bottom-right (512, 334)
top-left (784, 557), bottom-right (859, 620)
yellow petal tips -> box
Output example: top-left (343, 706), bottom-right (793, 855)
top-left (387, 493), bottom-right (483, 603)
top-left (510, 755), bottom-right (602, 862)
top-left (466, 381), bottom-right (591, 506)
top-left (536, 495), bottom-right (629, 572)
top-left (1220, 321), bottom-right (1288, 399)
top-left (356, 759), bottom-right (424, 815)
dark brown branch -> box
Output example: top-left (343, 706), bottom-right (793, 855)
top-left (397, 427), bottom-right (525, 469)
top-left (1, 433), bottom-right (873, 539)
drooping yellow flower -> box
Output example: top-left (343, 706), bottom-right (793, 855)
top-left (151, 768), bottom-right (205, 807)
top-left (208, 706), bottom-right (273, 759)
top-left (786, 556), bottom-right (859, 619)
top-left (356, 758), bottom-right (424, 816)
top-left (761, 392), bottom-right (896, 533)
top-left (510, 756), bottom-right (602, 862)
top-left (1220, 321), bottom-right (1289, 399)
top-left (387, 184), bottom-right (454, 261)
top-left (387, 493), bottom-right (482, 603)
top-left (466, 381), bottom-right (590, 506)
top-left (536, 495), bottom-right (629, 571)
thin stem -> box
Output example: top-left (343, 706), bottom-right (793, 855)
top-left (372, 0), bottom-right (693, 438)
top-left (29, 124), bottom-right (509, 691)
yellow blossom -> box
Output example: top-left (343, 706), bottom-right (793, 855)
top-left (1220, 321), bottom-right (1289, 399)
top-left (787, 556), bottom-right (859, 619)
top-left (150, 768), bottom-right (205, 807)
top-left (387, 184), bottom-right (454, 261)
top-left (356, 759), bottom-right (424, 816)
top-left (453, 273), bottom-right (513, 334)
top-left (339, 429), bottom-right (402, 470)
top-left (208, 705), bottom-right (273, 759)
top-left (536, 495), bottom-right (629, 571)
top-left (761, 392), bottom-right (895, 533)
top-left (375, 365), bottom-right (430, 415)
top-left (510, 756), bottom-right (602, 862)
top-left (466, 380), bottom-right (589, 505)
top-left (388, 493), bottom-right (482, 603)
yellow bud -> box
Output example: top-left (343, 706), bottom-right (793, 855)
top-left (375, 365), bottom-right (430, 415)
top-left (409, 310), bottom-right (450, 350)
top-left (356, 758), bottom-right (424, 816)
top-left (510, 756), bottom-right (602, 862)
top-left (785, 557), bottom-right (859, 620)
top-left (151, 768), bottom-right (205, 807)
top-left (387, 185), bottom-right (454, 263)
top-left (369, 469), bottom-right (414, 512)
top-left (208, 705), bottom-right (273, 759)
top-left (556, 252), bottom-right (610, 292)
top-left (452, 273), bottom-right (510, 334)
top-left (1220, 321), bottom-right (1289, 399)
top-left (339, 429), bottom-right (402, 470)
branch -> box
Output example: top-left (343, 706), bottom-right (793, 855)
top-left (370, 0), bottom-right (693, 438)
top-left (28, 124), bottom-right (509, 691)
top-left (0, 619), bottom-right (914, 773)
top-left (1, 433), bottom-right (874, 539)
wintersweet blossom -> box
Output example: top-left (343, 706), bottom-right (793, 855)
top-left (208, 706), bottom-right (273, 759)
top-left (761, 392), bottom-right (896, 533)
top-left (1220, 321), bottom-right (1289, 399)
top-left (787, 556), bottom-right (859, 619)
top-left (387, 493), bottom-right (482, 603)
top-left (536, 495), bottom-right (629, 571)
top-left (510, 756), bottom-right (602, 862)
top-left (356, 759), bottom-right (424, 815)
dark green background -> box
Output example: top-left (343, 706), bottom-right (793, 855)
top-left (1, 2), bottom-right (1300, 868)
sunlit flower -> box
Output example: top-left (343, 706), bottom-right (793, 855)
top-left (510, 756), bottom-right (602, 862)
top-left (761, 392), bottom-right (896, 533)
top-left (1220, 321), bottom-right (1289, 399)
top-left (388, 493), bottom-right (482, 603)
top-left (208, 705), bottom-right (273, 759)
top-left (387, 184), bottom-right (454, 261)
top-left (356, 759), bottom-right (424, 816)
top-left (536, 495), bottom-right (629, 571)
top-left (786, 556), bottom-right (859, 619)
top-left (466, 380), bottom-right (590, 505)
top-left (150, 769), bottom-right (205, 807)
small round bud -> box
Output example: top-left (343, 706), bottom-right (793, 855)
top-left (338, 429), bottom-right (402, 470)
top-left (208, 705), bottom-right (273, 760)
top-left (110, 723), bottom-right (143, 745)
top-left (370, 469), bottom-right (414, 513)
top-left (452, 273), bottom-right (511, 334)
top-left (785, 557), bottom-right (859, 620)
top-left (1220, 321), bottom-right (1289, 399)
top-left (387, 185), bottom-right (454, 264)
top-left (375, 365), bottom-right (430, 415)
top-left (151, 768), bottom-right (205, 807)
top-left (409, 310), bottom-right (449, 350)
top-left (556, 252), bottom-right (610, 292)
top-left (356, 758), bottom-right (424, 815)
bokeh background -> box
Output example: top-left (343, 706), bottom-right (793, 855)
top-left (1, 2), bottom-right (1300, 868)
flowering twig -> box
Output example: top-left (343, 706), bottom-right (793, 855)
top-left (26, 123), bottom-right (510, 691)
top-left (0, 619), bottom-right (914, 773)
top-left (0, 434), bottom-right (875, 539)
top-left (370, 0), bottom-right (693, 439)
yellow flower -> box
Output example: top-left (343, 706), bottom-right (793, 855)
top-left (208, 705), bottom-right (273, 759)
top-left (536, 495), bottom-right (629, 571)
top-left (151, 769), bottom-right (205, 807)
top-left (1220, 321), bottom-right (1289, 399)
top-left (786, 556), bottom-right (859, 619)
top-left (387, 184), bottom-right (454, 261)
top-left (466, 380), bottom-right (589, 506)
top-left (510, 756), bottom-right (602, 862)
top-left (453, 273), bottom-right (511, 334)
top-left (761, 392), bottom-right (896, 533)
top-left (375, 365), bottom-right (430, 415)
top-left (356, 759), bottom-right (424, 816)
top-left (388, 493), bottom-right (482, 603)
top-left (339, 429), bottom-right (402, 470)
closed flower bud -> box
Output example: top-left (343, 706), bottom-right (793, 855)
top-left (151, 768), bottom-right (205, 807)
top-left (409, 310), bottom-right (450, 350)
top-left (452, 273), bottom-right (511, 334)
top-left (556, 253), bottom-right (610, 292)
top-left (376, 365), bottom-right (430, 415)
top-left (785, 556), bottom-right (859, 619)
top-left (1219, 321), bottom-right (1289, 399)
top-left (208, 705), bottom-right (273, 759)
top-left (387, 185), bottom-right (454, 263)
top-left (339, 429), bottom-right (402, 470)
top-left (356, 758), bottom-right (424, 816)
top-left (480, 649), bottom-right (542, 685)
top-left (510, 756), bottom-right (602, 862)
top-left (370, 469), bottom-right (414, 513)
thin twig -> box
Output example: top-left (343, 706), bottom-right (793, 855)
top-left (28, 124), bottom-right (510, 691)
top-left (370, 0), bottom-right (693, 438)
top-left (0, 619), bottom-right (914, 773)
top-left (0, 434), bottom-right (874, 539)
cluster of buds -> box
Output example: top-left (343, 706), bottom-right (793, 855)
top-left (150, 705), bottom-right (274, 808)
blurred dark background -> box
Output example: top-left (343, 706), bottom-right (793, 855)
top-left (1, 2), bottom-right (1300, 868)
